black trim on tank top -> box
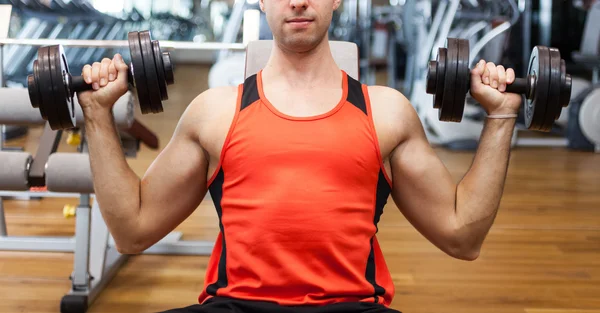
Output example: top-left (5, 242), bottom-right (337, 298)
top-left (346, 75), bottom-right (368, 115)
top-left (207, 168), bottom-right (228, 295)
top-left (365, 169), bottom-right (392, 302)
top-left (241, 75), bottom-right (260, 111)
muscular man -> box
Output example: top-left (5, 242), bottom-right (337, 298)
top-left (78, 0), bottom-right (521, 312)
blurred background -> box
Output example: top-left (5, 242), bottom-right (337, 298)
top-left (1, 0), bottom-right (600, 151)
top-left (0, 1), bottom-right (599, 313)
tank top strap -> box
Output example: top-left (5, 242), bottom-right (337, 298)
top-left (345, 74), bottom-right (369, 116)
top-left (240, 74), bottom-right (260, 111)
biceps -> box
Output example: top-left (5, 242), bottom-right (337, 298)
top-left (389, 138), bottom-right (458, 242)
top-left (137, 134), bottom-right (208, 240)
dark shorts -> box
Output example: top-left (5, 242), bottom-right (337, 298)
top-left (159, 297), bottom-right (402, 313)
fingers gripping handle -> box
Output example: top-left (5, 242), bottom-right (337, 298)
top-left (504, 77), bottom-right (532, 98)
top-left (70, 75), bottom-right (94, 92)
top-left (70, 72), bottom-right (133, 93)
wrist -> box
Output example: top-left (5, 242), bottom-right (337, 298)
top-left (83, 107), bottom-right (114, 129)
top-left (484, 116), bottom-right (517, 132)
top-left (486, 107), bottom-right (519, 116)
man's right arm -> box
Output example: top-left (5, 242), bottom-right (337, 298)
top-left (84, 93), bottom-right (209, 254)
top-left (78, 55), bottom-right (233, 254)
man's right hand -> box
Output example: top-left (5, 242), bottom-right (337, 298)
top-left (78, 54), bottom-right (130, 114)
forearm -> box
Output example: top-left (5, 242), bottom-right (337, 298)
top-left (84, 109), bottom-right (142, 245)
top-left (455, 117), bottom-right (516, 252)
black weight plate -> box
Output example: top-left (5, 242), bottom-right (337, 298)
top-left (426, 60), bottom-right (437, 95)
top-left (531, 46), bottom-right (551, 131)
top-left (559, 59), bottom-right (572, 109)
top-left (28, 61), bottom-right (41, 109)
top-left (162, 52), bottom-right (174, 85)
top-left (29, 59), bottom-right (47, 119)
top-left (541, 48), bottom-right (562, 132)
top-left (33, 56), bottom-right (48, 121)
top-left (139, 31), bottom-right (163, 113)
top-left (535, 46), bottom-right (552, 131)
top-left (50, 45), bottom-right (76, 129)
top-left (48, 46), bottom-right (67, 130)
top-left (37, 46), bottom-right (60, 130)
top-left (128, 31), bottom-right (151, 114)
top-left (452, 38), bottom-right (470, 122)
top-left (525, 47), bottom-right (549, 131)
top-left (440, 38), bottom-right (458, 122)
top-left (27, 71), bottom-right (39, 109)
top-left (152, 40), bottom-right (168, 101)
top-left (433, 48), bottom-right (446, 110)
top-left (60, 47), bottom-right (77, 129)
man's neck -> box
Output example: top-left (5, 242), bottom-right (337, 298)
top-left (261, 37), bottom-right (341, 89)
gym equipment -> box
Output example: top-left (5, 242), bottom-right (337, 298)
top-left (27, 30), bottom-right (174, 130)
top-left (579, 89), bottom-right (600, 151)
top-left (46, 152), bottom-right (94, 194)
top-left (567, 86), bottom-right (600, 152)
top-left (244, 40), bottom-right (360, 80)
top-left (426, 38), bottom-right (572, 132)
top-left (0, 128), bottom-right (209, 313)
top-left (207, 3), bottom-right (262, 88)
top-left (2, 125), bottom-right (27, 141)
top-left (0, 151), bottom-right (31, 190)
top-left (0, 88), bottom-right (134, 128)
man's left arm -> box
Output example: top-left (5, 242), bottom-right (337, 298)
top-left (374, 60), bottom-right (521, 260)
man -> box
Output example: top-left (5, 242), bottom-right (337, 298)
top-left (78, 0), bottom-right (521, 312)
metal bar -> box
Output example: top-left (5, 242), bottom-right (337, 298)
top-left (0, 236), bottom-right (75, 252)
top-left (454, 11), bottom-right (511, 21)
top-left (469, 22), bottom-right (512, 67)
top-left (141, 240), bottom-right (214, 256)
top-left (358, 0), bottom-right (372, 84)
top-left (0, 38), bottom-right (246, 51)
top-left (0, 5), bottom-right (10, 88)
top-left (0, 197), bottom-right (6, 236)
top-left (107, 231), bottom-right (183, 247)
top-left (218, 0), bottom-right (247, 60)
top-left (106, 231), bottom-right (214, 255)
top-left (0, 43), bottom-right (4, 87)
top-left (88, 247), bottom-right (128, 303)
top-left (514, 137), bottom-right (568, 147)
top-left (0, 190), bottom-right (93, 198)
top-left (89, 200), bottom-right (109, 285)
top-left (67, 247), bottom-right (129, 305)
top-left (539, 0), bottom-right (552, 47)
top-left (432, 0), bottom-right (461, 63)
top-left (420, 0), bottom-right (447, 70)
top-left (29, 123), bottom-right (62, 187)
top-left (522, 0), bottom-right (532, 77)
top-left (72, 195), bottom-right (91, 290)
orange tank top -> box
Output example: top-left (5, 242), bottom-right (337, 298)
top-left (198, 70), bottom-right (395, 307)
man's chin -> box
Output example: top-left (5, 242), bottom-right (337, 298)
top-left (280, 34), bottom-right (322, 53)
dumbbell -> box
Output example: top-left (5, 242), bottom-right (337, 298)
top-left (426, 38), bottom-right (572, 132)
top-left (27, 30), bottom-right (175, 130)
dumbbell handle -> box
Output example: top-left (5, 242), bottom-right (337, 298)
top-left (505, 76), bottom-right (533, 98)
top-left (69, 71), bottom-right (133, 93)
top-left (468, 75), bottom-right (533, 98)
top-left (70, 75), bottom-right (94, 92)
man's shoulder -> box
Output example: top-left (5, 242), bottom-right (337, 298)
top-left (366, 85), bottom-right (410, 108)
top-left (189, 85), bottom-right (240, 115)
top-left (365, 85), bottom-right (416, 122)
top-left (365, 85), bottom-right (423, 145)
top-left (177, 85), bottom-right (240, 141)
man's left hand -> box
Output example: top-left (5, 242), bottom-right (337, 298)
top-left (470, 59), bottom-right (523, 115)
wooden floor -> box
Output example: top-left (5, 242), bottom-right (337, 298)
top-left (1, 65), bottom-right (600, 313)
